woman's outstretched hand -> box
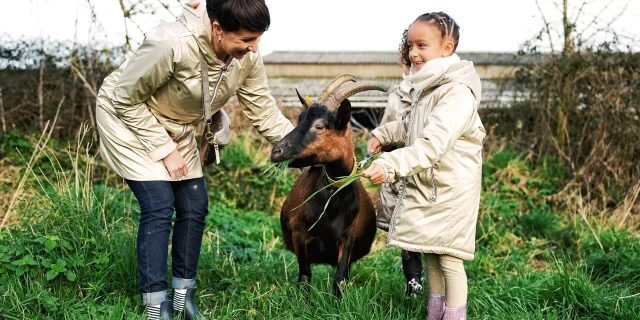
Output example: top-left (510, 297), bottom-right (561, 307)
top-left (163, 149), bottom-right (188, 180)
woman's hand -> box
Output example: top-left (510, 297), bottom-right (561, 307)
top-left (367, 137), bottom-right (382, 154)
top-left (163, 149), bottom-right (188, 180)
top-left (363, 164), bottom-right (386, 185)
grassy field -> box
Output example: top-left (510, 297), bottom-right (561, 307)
top-left (1, 127), bottom-right (639, 320)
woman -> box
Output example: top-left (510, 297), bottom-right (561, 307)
top-left (95, 0), bottom-right (293, 319)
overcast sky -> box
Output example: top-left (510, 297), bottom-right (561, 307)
top-left (1, 0), bottom-right (638, 55)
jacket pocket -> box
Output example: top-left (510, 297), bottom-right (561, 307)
top-left (417, 167), bottom-right (438, 203)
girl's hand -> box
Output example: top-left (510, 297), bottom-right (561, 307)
top-left (367, 137), bottom-right (382, 154)
top-left (163, 149), bottom-right (188, 180)
top-left (363, 164), bottom-right (386, 184)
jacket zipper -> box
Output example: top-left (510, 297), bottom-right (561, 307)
top-left (208, 66), bottom-right (226, 164)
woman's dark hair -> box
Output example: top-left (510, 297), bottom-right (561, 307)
top-left (398, 12), bottom-right (461, 66)
top-left (206, 0), bottom-right (270, 32)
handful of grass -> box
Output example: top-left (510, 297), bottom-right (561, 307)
top-left (262, 159), bottom-right (290, 182)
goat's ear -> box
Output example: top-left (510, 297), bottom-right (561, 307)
top-left (335, 99), bottom-right (351, 130)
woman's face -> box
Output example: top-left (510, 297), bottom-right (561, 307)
top-left (214, 23), bottom-right (263, 60)
top-left (407, 20), bottom-right (453, 71)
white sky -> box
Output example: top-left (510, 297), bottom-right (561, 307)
top-left (0, 0), bottom-right (638, 55)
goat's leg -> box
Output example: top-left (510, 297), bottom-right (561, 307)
top-left (333, 235), bottom-right (355, 298)
top-left (292, 231), bottom-right (312, 285)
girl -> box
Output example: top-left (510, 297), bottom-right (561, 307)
top-left (375, 29), bottom-right (426, 297)
top-left (363, 12), bottom-right (485, 320)
top-left (95, 0), bottom-right (292, 319)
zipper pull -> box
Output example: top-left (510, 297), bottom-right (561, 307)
top-left (214, 141), bottom-right (220, 165)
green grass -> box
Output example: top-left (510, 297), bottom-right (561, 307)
top-left (0, 135), bottom-right (639, 319)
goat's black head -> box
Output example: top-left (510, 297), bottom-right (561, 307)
top-left (270, 75), bottom-right (388, 168)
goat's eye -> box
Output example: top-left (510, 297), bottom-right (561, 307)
top-left (315, 124), bottom-right (325, 130)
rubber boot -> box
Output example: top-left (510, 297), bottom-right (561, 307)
top-left (442, 305), bottom-right (467, 320)
top-left (428, 294), bottom-right (446, 320)
top-left (147, 300), bottom-right (173, 320)
top-left (183, 288), bottom-right (205, 320)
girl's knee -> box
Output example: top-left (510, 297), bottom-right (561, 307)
top-left (439, 255), bottom-right (466, 279)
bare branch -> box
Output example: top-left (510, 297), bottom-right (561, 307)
top-left (577, 0), bottom-right (631, 42)
top-left (38, 56), bottom-right (45, 129)
top-left (536, 0), bottom-right (556, 53)
top-left (0, 86), bottom-right (6, 132)
top-left (70, 65), bottom-right (98, 99)
top-left (118, 0), bottom-right (132, 54)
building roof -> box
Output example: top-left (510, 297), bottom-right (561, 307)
top-left (268, 77), bottom-right (517, 108)
top-left (263, 51), bottom-right (543, 66)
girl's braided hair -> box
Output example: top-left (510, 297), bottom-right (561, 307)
top-left (398, 12), bottom-right (461, 68)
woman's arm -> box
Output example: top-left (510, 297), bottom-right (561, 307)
top-left (236, 53), bottom-right (294, 143)
top-left (111, 26), bottom-right (180, 162)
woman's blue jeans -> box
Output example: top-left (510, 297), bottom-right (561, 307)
top-left (126, 177), bottom-right (208, 306)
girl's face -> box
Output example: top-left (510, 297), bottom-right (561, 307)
top-left (407, 21), bottom-right (454, 71)
top-left (213, 22), bottom-right (263, 60)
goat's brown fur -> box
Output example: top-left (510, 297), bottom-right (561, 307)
top-left (271, 100), bottom-right (377, 297)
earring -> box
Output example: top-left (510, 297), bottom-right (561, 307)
top-left (218, 37), bottom-right (222, 43)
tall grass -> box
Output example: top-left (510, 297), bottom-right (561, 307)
top-left (0, 132), bottom-right (639, 319)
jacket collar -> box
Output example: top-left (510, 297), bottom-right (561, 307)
top-left (179, 3), bottom-right (239, 70)
top-left (404, 54), bottom-right (461, 93)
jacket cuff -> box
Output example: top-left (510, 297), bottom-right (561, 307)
top-left (148, 140), bottom-right (177, 162)
top-left (371, 129), bottom-right (389, 146)
top-left (371, 158), bottom-right (396, 183)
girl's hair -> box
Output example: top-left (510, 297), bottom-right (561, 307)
top-left (206, 0), bottom-right (270, 32)
top-left (398, 12), bottom-right (461, 67)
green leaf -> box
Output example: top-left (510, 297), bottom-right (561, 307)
top-left (64, 270), bottom-right (76, 282)
top-left (56, 259), bottom-right (66, 268)
top-left (16, 267), bottom-right (26, 277)
top-left (61, 240), bottom-right (73, 250)
top-left (46, 270), bottom-right (59, 280)
top-left (45, 240), bottom-right (57, 251)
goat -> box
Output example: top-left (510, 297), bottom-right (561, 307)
top-left (270, 75), bottom-right (388, 297)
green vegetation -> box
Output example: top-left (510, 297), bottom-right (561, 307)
top-left (0, 130), bottom-right (638, 320)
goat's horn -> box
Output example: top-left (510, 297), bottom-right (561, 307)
top-left (317, 74), bottom-right (357, 104)
top-left (323, 81), bottom-right (389, 110)
top-left (295, 88), bottom-right (312, 109)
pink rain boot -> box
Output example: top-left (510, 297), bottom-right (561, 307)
top-left (427, 294), bottom-right (446, 320)
top-left (442, 305), bottom-right (467, 320)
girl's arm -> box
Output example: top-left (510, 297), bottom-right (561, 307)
top-left (111, 26), bottom-right (180, 162)
top-left (371, 87), bottom-right (411, 147)
top-left (371, 86), bottom-right (477, 183)
top-left (236, 53), bottom-right (294, 143)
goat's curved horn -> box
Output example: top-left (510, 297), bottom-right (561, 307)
top-left (295, 88), bottom-right (312, 109)
top-left (324, 81), bottom-right (389, 110)
top-left (317, 74), bottom-right (357, 104)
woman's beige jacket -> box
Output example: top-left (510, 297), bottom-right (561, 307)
top-left (96, 3), bottom-right (293, 180)
top-left (371, 60), bottom-right (486, 260)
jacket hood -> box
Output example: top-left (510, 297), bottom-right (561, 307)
top-left (404, 54), bottom-right (482, 104)
top-left (441, 60), bottom-right (482, 104)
